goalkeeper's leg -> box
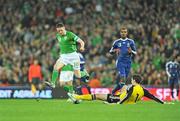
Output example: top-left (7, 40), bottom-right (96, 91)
top-left (68, 93), bottom-right (105, 101)
top-left (68, 93), bottom-right (120, 104)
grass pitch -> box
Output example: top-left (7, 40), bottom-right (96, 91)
top-left (0, 99), bottom-right (180, 121)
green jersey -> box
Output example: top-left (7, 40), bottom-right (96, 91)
top-left (56, 31), bottom-right (79, 54)
top-left (61, 64), bottom-right (73, 71)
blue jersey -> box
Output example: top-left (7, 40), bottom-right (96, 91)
top-left (110, 38), bottom-right (136, 63)
top-left (109, 38), bottom-right (136, 78)
top-left (166, 61), bottom-right (179, 78)
top-left (78, 53), bottom-right (85, 71)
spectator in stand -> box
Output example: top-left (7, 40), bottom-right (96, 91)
top-left (89, 73), bottom-right (102, 88)
top-left (0, 0), bottom-right (179, 88)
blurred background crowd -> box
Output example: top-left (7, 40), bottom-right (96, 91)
top-left (0, 0), bottom-right (179, 87)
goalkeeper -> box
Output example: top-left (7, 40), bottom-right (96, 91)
top-left (68, 74), bottom-right (164, 104)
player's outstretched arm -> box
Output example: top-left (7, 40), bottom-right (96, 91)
top-left (143, 88), bottom-right (164, 104)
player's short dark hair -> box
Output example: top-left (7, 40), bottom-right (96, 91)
top-left (56, 23), bottom-right (64, 28)
top-left (120, 27), bottom-right (127, 31)
top-left (132, 74), bottom-right (142, 84)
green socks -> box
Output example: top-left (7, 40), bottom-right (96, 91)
top-left (51, 70), bottom-right (59, 85)
top-left (63, 85), bottom-right (74, 93)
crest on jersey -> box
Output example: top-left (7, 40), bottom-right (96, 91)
top-left (118, 43), bottom-right (121, 47)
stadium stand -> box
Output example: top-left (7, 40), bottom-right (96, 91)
top-left (0, 0), bottom-right (179, 87)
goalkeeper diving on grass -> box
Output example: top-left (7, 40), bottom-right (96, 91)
top-left (68, 74), bottom-right (165, 104)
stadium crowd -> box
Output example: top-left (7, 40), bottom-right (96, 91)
top-left (0, 0), bottom-right (179, 87)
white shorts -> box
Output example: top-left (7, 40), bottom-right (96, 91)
top-left (58, 52), bottom-right (80, 70)
top-left (59, 71), bottom-right (74, 82)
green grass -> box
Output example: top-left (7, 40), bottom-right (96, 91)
top-left (0, 99), bottom-right (180, 121)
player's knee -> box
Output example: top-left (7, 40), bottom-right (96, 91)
top-left (59, 82), bottom-right (66, 87)
top-left (74, 71), bottom-right (81, 78)
top-left (54, 64), bottom-right (62, 71)
top-left (54, 61), bottom-right (65, 70)
top-left (75, 79), bottom-right (81, 86)
top-left (120, 76), bottom-right (126, 83)
top-left (66, 81), bottom-right (73, 86)
top-left (59, 83), bottom-right (64, 87)
top-left (53, 64), bottom-right (59, 70)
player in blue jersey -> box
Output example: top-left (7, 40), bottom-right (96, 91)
top-left (110, 27), bottom-right (137, 94)
top-left (166, 57), bottom-right (179, 101)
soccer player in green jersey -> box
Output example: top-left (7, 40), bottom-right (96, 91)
top-left (46, 23), bottom-right (85, 88)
